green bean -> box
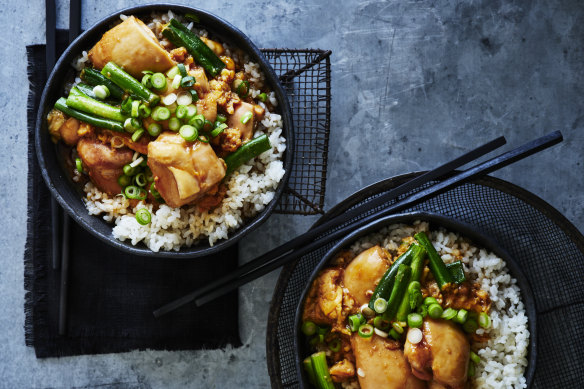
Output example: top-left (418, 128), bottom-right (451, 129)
top-left (303, 357), bottom-right (317, 386)
top-left (382, 264), bottom-right (412, 322)
top-left (415, 231), bottom-right (454, 290)
top-left (66, 94), bottom-right (125, 122)
top-left (80, 67), bottom-right (125, 99)
top-left (310, 352), bottom-right (335, 389)
top-left (101, 62), bottom-right (160, 105)
top-left (54, 98), bottom-right (123, 132)
top-left (224, 134), bottom-right (271, 176)
top-left (446, 261), bottom-right (467, 284)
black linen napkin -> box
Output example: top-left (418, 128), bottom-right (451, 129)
top-left (25, 31), bottom-right (241, 358)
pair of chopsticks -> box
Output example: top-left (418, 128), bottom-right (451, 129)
top-left (46, 0), bottom-right (82, 336)
top-left (153, 131), bottom-right (563, 317)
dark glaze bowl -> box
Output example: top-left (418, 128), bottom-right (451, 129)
top-left (293, 212), bottom-right (536, 388)
top-left (35, 4), bottom-right (294, 258)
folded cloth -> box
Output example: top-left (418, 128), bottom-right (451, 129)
top-left (25, 30), bottom-right (241, 358)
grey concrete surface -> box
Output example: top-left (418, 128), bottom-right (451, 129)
top-left (0, 0), bottom-right (582, 388)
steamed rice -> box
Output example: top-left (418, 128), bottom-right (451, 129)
top-left (73, 11), bottom-right (287, 251)
top-left (343, 221), bottom-right (529, 389)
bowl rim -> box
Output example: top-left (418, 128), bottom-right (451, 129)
top-left (293, 211), bottom-right (537, 388)
top-left (35, 3), bottom-right (294, 258)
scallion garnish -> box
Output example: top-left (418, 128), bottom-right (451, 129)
top-left (240, 111), bottom-right (253, 124)
top-left (92, 85), bottom-right (110, 100)
top-left (135, 208), bottom-right (151, 225)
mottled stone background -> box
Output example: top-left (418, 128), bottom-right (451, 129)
top-left (0, 0), bottom-right (582, 387)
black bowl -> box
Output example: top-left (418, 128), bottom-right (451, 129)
top-left (35, 4), bottom-right (294, 258)
top-left (293, 211), bottom-right (537, 388)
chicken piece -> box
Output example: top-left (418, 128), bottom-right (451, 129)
top-left (429, 381), bottom-right (448, 389)
top-left (88, 16), bottom-right (175, 77)
top-left (77, 138), bottom-right (133, 195)
top-left (196, 92), bottom-right (219, 123)
top-left (200, 36), bottom-right (225, 56)
top-left (47, 109), bottom-right (66, 141)
top-left (302, 268), bottom-right (354, 333)
top-left (351, 334), bottom-right (425, 389)
top-left (147, 132), bottom-right (226, 208)
top-left (196, 184), bottom-right (227, 212)
top-left (227, 102), bottom-right (255, 141)
top-left (190, 67), bottom-right (210, 94)
top-left (329, 359), bottom-right (355, 383)
top-left (404, 319), bottom-right (470, 388)
top-left (217, 127), bottom-right (242, 155)
top-left (343, 246), bottom-right (390, 306)
top-left (59, 118), bottom-right (82, 146)
top-left (169, 47), bottom-right (188, 62)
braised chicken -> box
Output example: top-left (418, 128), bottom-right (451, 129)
top-left (343, 246), bottom-right (390, 306)
top-left (77, 138), bottom-right (134, 195)
top-left (404, 319), bottom-right (470, 388)
top-left (228, 102), bottom-right (255, 141)
top-left (147, 132), bottom-right (226, 208)
top-left (351, 334), bottom-right (425, 389)
top-left (329, 359), bottom-right (355, 383)
top-left (59, 118), bottom-right (82, 146)
top-left (88, 16), bottom-right (175, 77)
top-left (302, 268), bottom-right (351, 332)
top-left (196, 91), bottom-right (220, 123)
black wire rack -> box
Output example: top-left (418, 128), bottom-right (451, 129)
top-left (261, 49), bottom-right (332, 215)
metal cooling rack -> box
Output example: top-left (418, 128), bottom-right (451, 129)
top-left (261, 49), bottom-right (332, 215)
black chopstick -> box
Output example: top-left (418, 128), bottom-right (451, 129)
top-left (46, 0), bottom-right (59, 271)
top-left (58, 0), bottom-right (82, 336)
top-left (153, 135), bottom-right (507, 317)
top-left (194, 131), bottom-right (563, 307)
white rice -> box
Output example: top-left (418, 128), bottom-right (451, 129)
top-left (347, 221), bottom-right (529, 389)
top-left (73, 12), bottom-right (287, 251)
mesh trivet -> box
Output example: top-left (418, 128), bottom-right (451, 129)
top-left (267, 173), bottom-right (584, 388)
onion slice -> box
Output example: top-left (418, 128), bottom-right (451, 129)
top-left (407, 327), bottom-right (423, 344)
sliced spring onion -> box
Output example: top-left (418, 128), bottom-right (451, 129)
top-left (407, 313), bottom-right (423, 328)
top-left (392, 321), bottom-right (404, 334)
top-left (151, 73), bottom-right (167, 90)
top-left (328, 338), bottom-right (341, 352)
top-left (123, 164), bottom-right (137, 176)
top-left (348, 314), bottom-right (364, 332)
top-left (235, 79), bottom-right (249, 98)
top-left (117, 174), bottom-right (131, 187)
top-left (301, 321), bottom-right (317, 336)
top-left (389, 328), bottom-right (402, 340)
top-left (203, 119), bottom-right (214, 131)
top-left (240, 111), bottom-right (253, 124)
top-left (179, 125), bottom-right (198, 142)
top-left (463, 318), bottom-right (479, 334)
top-left (168, 117), bottom-right (181, 131)
top-left (144, 167), bottom-right (154, 182)
top-left (417, 304), bottom-right (428, 318)
top-left (374, 328), bottom-right (389, 338)
top-left (177, 63), bottom-right (187, 77)
top-left (373, 297), bottom-right (388, 314)
top-left (176, 91), bottom-right (193, 106)
top-left (163, 92), bottom-right (178, 106)
top-left (258, 92), bottom-right (267, 102)
top-left (371, 316), bottom-right (388, 331)
top-left (172, 74), bottom-right (182, 90)
top-left (147, 123), bottom-right (162, 137)
top-left (142, 70), bottom-right (153, 75)
top-left (124, 185), bottom-right (147, 200)
top-left (185, 104), bottom-right (197, 119)
top-left (189, 114), bottom-right (205, 129)
top-left (360, 304), bottom-right (375, 318)
top-left (150, 182), bottom-right (163, 202)
top-left (74, 157), bottom-right (83, 173)
top-left (210, 123), bottom-right (227, 138)
top-left (130, 156), bottom-right (144, 168)
top-left (92, 85), bottom-right (110, 100)
top-left (424, 297), bottom-right (439, 306)
top-left (131, 100), bottom-right (141, 118)
top-left (180, 75), bottom-right (195, 88)
top-left (197, 134), bottom-right (209, 143)
top-left (407, 327), bottom-right (423, 344)
top-left (470, 351), bottom-right (481, 364)
top-left (152, 106), bottom-right (171, 121)
top-left (176, 105), bottom-right (188, 120)
top-left (141, 74), bottom-right (152, 88)
top-left (166, 66), bottom-right (180, 79)
top-left (441, 307), bottom-right (458, 320)
top-left (357, 324), bottom-right (373, 339)
top-left (131, 129), bottom-right (145, 143)
top-left (124, 117), bottom-right (142, 133)
top-left (134, 172), bottom-right (147, 187)
top-left (479, 312), bottom-right (491, 329)
top-left (427, 303), bottom-right (443, 319)
top-left (138, 103), bottom-right (151, 118)
top-left (216, 113), bottom-right (227, 123)
top-left (454, 309), bottom-right (468, 324)
top-left (135, 208), bottom-right (151, 225)
top-left (189, 89), bottom-right (199, 102)
top-left (120, 97), bottom-right (133, 115)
